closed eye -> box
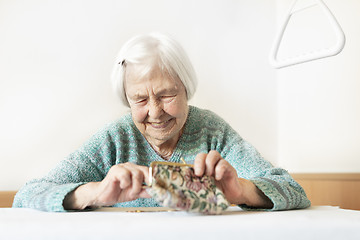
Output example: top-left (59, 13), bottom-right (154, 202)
top-left (135, 99), bottom-right (148, 105)
top-left (161, 95), bottom-right (176, 103)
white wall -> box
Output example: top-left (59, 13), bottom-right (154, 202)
top-left (276, 0), bottom-right (360, 172)
top-left (0, 0), bottom-right (277, 190)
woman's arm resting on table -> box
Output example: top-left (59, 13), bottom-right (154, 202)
top-left (63, 163), bottom-right (151, 210)
top-left (237, 178), bottom-right (274, 209)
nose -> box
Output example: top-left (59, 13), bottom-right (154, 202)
top-left (148, 99), bottom-right (163, 119)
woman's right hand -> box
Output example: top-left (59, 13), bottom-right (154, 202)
top-left (63, 162), bottom-right (151, 210)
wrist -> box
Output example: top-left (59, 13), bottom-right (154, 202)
top-left (237, 179), bottom-right (273, 209)
top-left (63, 182), bottom-right (98, 210)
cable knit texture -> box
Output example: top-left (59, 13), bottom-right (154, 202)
top-left (13, 106), bottom-right (311, 211)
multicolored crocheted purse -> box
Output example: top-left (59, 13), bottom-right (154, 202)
top-left (147, 160), bottom-right (229, 214)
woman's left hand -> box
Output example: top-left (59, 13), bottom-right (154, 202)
top-left (194, 150), bottom-right (273, 208)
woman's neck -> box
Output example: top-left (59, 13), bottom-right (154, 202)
top-left (152, 146), bottom-right (173, 160)
top-left (148, 128), bottom-right (183, 160)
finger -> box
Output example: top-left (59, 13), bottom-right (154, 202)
top-left (194, 152), bottom-right (207, 176)
top-left (214, 159), bottom-right (230, 181)
top-left (130, 169), bottom-right (143, 196)
top-left (107, 165), bottom-right (131, 189)
top-left (205, 150), bottom-right (222, 176)
top-left (138, 189), bottom-right (151, 198)
top-left (137, 165), bottom-right (150, 186)
top-left (116, 167), bottom-right (132, 189)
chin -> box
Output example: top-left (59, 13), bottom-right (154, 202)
top-left (147, 130), bottom-right (180, 144)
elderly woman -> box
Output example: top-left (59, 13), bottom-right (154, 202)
top-left (13, 33), bottom-right (310, 211)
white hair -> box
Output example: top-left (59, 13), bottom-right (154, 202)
top-left (111, 32), bottom-right (197, 107)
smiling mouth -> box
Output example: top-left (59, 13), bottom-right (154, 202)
top-left (148, 119), bottom-right (172, 129)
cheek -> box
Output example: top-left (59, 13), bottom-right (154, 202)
top-left (164, 98), bottom-right (187, 118)
top-left (131, 107), bottom-right (148, 123)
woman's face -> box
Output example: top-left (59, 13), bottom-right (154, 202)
top-left (125, 66), bottom-right (189, 149)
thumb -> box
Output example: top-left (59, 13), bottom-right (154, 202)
top-left (138, 189), bottom-right (151, 199)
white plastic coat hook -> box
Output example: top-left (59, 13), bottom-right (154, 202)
top-left (269, 0), bottom-right (346, 69)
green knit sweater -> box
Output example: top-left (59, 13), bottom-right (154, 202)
top-left (13, 106), bottom-right (310, 211)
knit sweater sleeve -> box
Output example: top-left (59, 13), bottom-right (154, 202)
top-left (188, 108), bottom-right (309, 211)
top-left (185, 107), bottom-right (310, 211)
top-left (220, 132), bottom-right (311, 211)
top-left (12, 124), bottom-right (118, 212)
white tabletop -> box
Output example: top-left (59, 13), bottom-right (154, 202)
top-left (1, 206), bottom-right (360, 240)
